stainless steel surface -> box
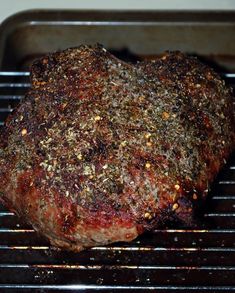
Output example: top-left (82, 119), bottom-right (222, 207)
top-left (1, 11), bottom-right (235, 71)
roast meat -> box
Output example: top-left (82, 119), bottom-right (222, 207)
top-left (0, 45), bottom-right (234, 251)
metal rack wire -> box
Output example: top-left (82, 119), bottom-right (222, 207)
top-left (0, 71), bottom-right (234, 292)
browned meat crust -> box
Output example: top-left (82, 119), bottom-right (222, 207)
top-left (0, 45), bottom-right (234, 251)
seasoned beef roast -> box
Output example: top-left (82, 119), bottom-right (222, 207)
top-left (0, 45), bottom-right (234, 251)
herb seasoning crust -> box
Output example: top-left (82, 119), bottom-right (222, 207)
top-left (0, 45), bottom-right (234, 251)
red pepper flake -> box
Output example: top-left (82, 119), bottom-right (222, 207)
top-left (144, 212), bottom-right (153, 220)
top-left (162, 111), bottom-right (170, 120)
top-left (174, 184), bottom-right (180, 191)
top-left (193, 193), bottom-right (198, 200)
top-left (21, 129), bottom-right (27, 136)
top-left (172, 203), bottom-right (179, 211)
top-left (145, 162), bottom-right (151, 169)
top-left (94, 115), bottom-right (102, 121)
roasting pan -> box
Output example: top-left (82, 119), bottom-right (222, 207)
top-left (0, 10), bottom-right (234, 292)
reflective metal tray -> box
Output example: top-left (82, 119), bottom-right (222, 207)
top-left (0, 10), bottom-right (234, 292)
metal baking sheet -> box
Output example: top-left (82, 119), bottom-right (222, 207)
top-left (0, 10), bottom-right (234, 292)
top-left (1, 10), bottom-right (235, 70)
